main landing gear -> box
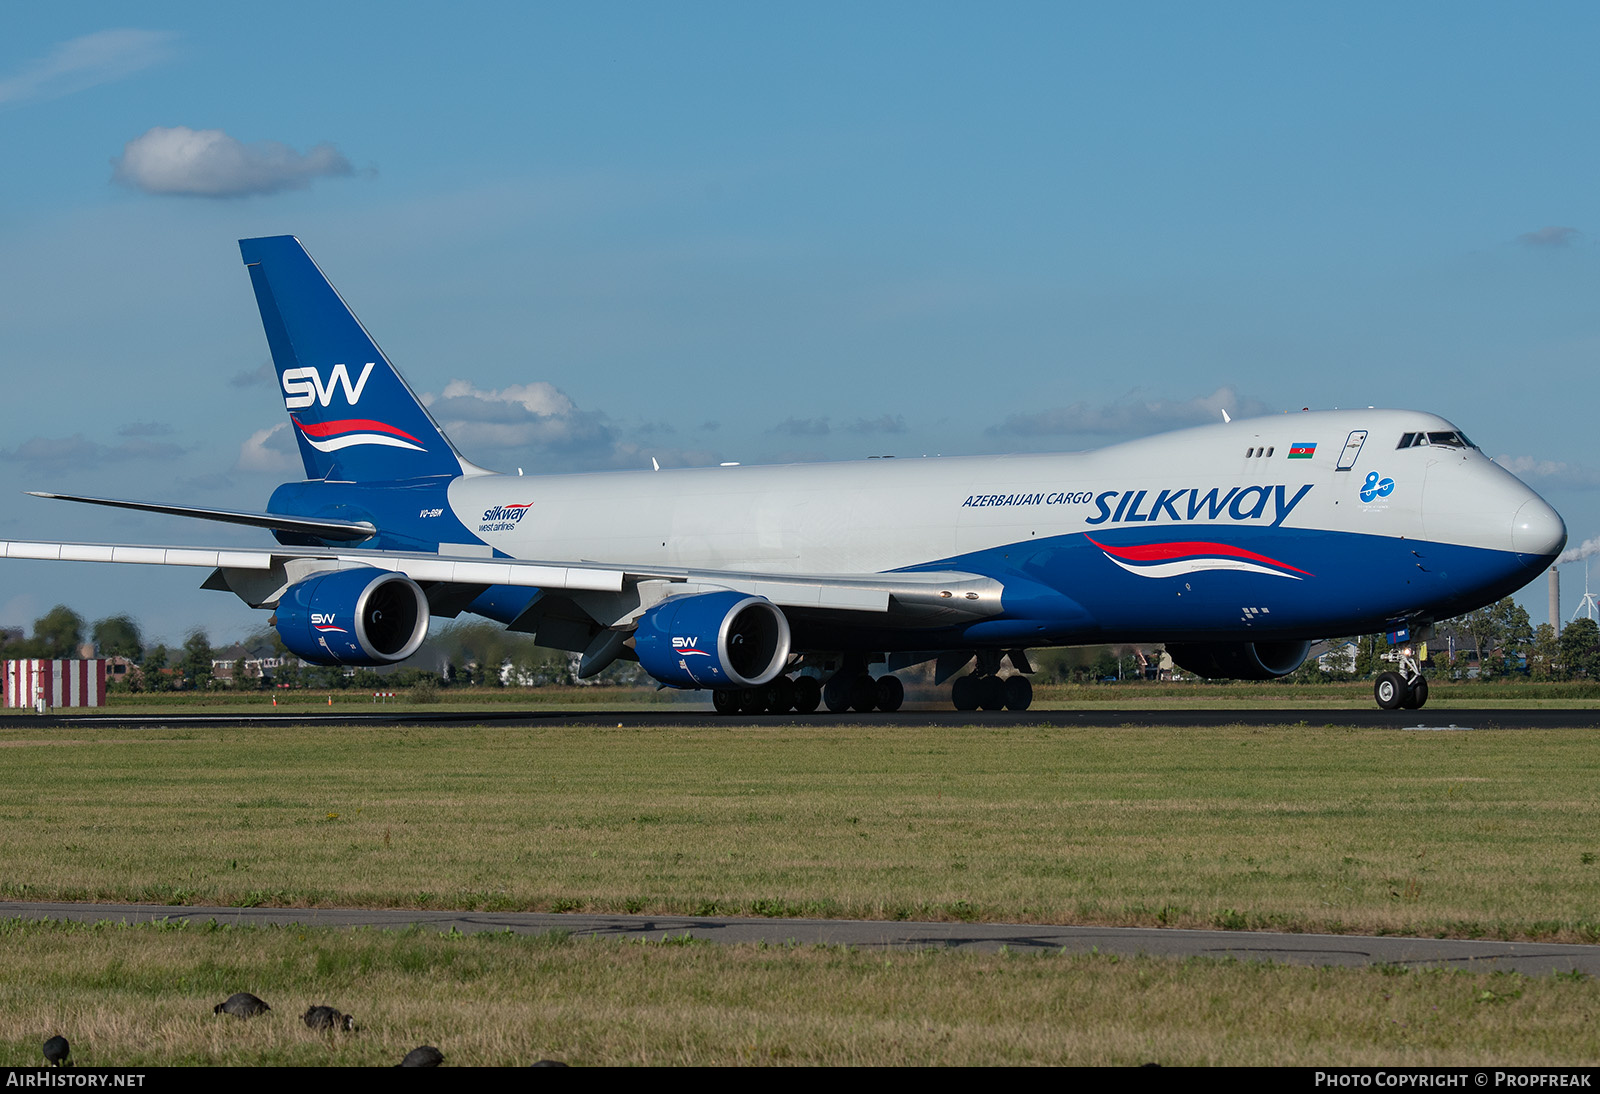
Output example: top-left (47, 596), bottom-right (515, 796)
top-left (711, 673), bottom-right (823, 715)
top-left (710, 672), bottom-right (899, 714)
top-left (1373, 646), bottom-right (1429, 710)
top-left (950, 673), bottom-right (1032, 712)
top-left (708, 652), bottom-right (1037, 715)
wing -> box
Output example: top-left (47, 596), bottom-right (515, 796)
top-left (0, 537), bottom-right (1004, 628)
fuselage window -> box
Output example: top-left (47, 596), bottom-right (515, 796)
top-left (1266, 446), bottom-right (1274, 457)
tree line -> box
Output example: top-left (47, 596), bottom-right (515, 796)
top-left (1289, 598), bottom-right (1600, 683)
top-left (3, 598), bottom-right (1597, 689)
top-left (0, 606), bottom-right (646, 691)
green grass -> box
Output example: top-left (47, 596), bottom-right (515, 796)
top-left (5, 677), bottom-right (1597, 716)
top-left (4, 722), bottom-right (1600, 940)
top-left (1, 918), bottom-right (1594, 1066)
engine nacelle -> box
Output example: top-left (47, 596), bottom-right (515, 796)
top-left (1166, 639), bottom-right (1311, 681)
top-left (633, 591), bottom-right (791, 688)
top-left (276, 567), bottom-right (430, 666)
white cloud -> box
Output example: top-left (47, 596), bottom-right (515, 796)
top-left (1517, 226), bottom-right (1582, 248)
top-left (237, 384), bottom-right (719, 477)
top-left (435, 380), bottom-right (574, 419)
top-left (235, 422), bottom-right (298, 473)
top-left (1495, 455), bottom-right (1600, 490)
top-left (425, 381), bottom-right (713, 471)
top-left (0, 29), bottom-right (176, 106)
top-left (229, 361), bottom-right (275, 388)
top-left (770, 416), bottom-right (831, 436)
top-left (0, 432), bottom-right (183, 473)
top-left (845, 414), bottom-right (907, 435)
top-left (112, 126), bottom-right (353, 198)
top-left (988, 386), bottom-right (1269, 438)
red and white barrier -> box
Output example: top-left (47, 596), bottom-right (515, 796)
top-left (4, 659), bottom-right (108, 709)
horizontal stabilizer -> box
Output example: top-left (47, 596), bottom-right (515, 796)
top-left (26, 492), bottom-right (377, 542)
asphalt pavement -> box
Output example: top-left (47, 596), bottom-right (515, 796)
top-left (19, 706), bottom-right (1600, 729)
top-left (5, 901), bottom-right (1596, 975)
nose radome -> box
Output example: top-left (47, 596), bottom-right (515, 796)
top-left (1512, 497), bottom-right (1566, 560)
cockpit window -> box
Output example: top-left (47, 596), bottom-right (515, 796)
top-left (1398, 430), bottom-right (1474, 450)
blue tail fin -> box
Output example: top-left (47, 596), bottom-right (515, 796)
top-left (240, 236), bottom-right (467, 483)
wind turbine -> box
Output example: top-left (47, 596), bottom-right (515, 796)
top-left (1572, 558), bottom-right (1599, 624)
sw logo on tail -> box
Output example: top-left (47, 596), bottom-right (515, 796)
top-left (281, 362), bottom-right (377, 409)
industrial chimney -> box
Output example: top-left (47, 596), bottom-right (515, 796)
top-left (1549, 566), bottom-right (1561, 636)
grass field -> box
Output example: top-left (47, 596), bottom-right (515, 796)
top-left (3, 720), bottom-right (1600, 940)
top-left (6, 716), bottom-right (1600, 1065)
top-left (6, 678), bottom-right (1598, 716)
top-left (2, 918), bottom-right (1595, 1066)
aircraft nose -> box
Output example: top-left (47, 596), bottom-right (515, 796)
top-left (1512, 496), bottom-right (1566, 561)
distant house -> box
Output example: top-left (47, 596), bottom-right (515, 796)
top-left (1317, 641), bottom-right (1357, 674)
top-left (210, 646), bottom-right (291, 684)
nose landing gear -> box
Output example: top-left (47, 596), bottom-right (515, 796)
top-left (1374, 646), bottom-right (1429, 710)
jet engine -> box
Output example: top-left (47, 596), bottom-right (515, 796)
top-left (1165, 639), bottom-right (1311, 681)
top-left (275, 566), bottom-right (430, 666)
top-left (633, 590), bottom-right (791, 688)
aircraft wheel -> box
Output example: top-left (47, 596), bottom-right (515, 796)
top-left (875, 674), bottom-right (904, 713)
top-left (849, 674), bottom-right (878, 713)
top-left (1374, 672), bottom-right (1406, 710)
top-left (712, 689), bottom-right (741, 715)
top-left (952, 674), bottom-right (980, 711)
top-left (1401, 676), bottom-right (1429, 710)
top-left (823, 675), bottom-right (852, 713)
top-left (792, 675), bottom-right (822, 714)
top-left (738, 688), bottom-right (767, 714)
top-left (978, 675), bottom-right (1006, 711)
top-left (767, 674), bottom-right (796, 713)
top-left (1002, 675), bottom-right (1033, 711)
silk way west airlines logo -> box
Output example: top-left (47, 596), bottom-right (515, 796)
top-left (311, 612), bottom-right (347, 634)
top-left (1085, 535), bottom-right (1313, 581)
top-left (672, 635), bottom-right (710, 657)
top-left (281, 362), bottom-right (427, 453)
top-left (479, 504), bottom-right (533, 533)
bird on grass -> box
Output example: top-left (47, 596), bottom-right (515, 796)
top-left (398, 1046), bottom-right (444, 1067)
top-left (43, 1035), bottom-right (69, 1067)
top-left (214, 992), bottom-right (271, 1018)
top-left (302, 1005), bottom-right (357, 1032)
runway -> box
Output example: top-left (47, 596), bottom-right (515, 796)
top-left (6, 901), bottom-right (1597, 976)
top-left (21, 706), bottom-right (1600, 729)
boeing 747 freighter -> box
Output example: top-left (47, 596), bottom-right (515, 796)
top-left (0, 237), bottom-right (1567, 711)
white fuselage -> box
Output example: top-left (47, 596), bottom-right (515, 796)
top-left (447, 409), bottom-right (1561, 575)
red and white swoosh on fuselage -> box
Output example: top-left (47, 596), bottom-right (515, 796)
top-left (1085, 535), bottom-right (1313, 581)
top-left (292, 416), bottom-right (426, 453)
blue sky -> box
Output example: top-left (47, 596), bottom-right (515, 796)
top-left (2, 2), bottom-right (1598, 646)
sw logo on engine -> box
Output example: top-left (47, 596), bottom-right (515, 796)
top-left (310, 612), bottom-right (347, 634)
